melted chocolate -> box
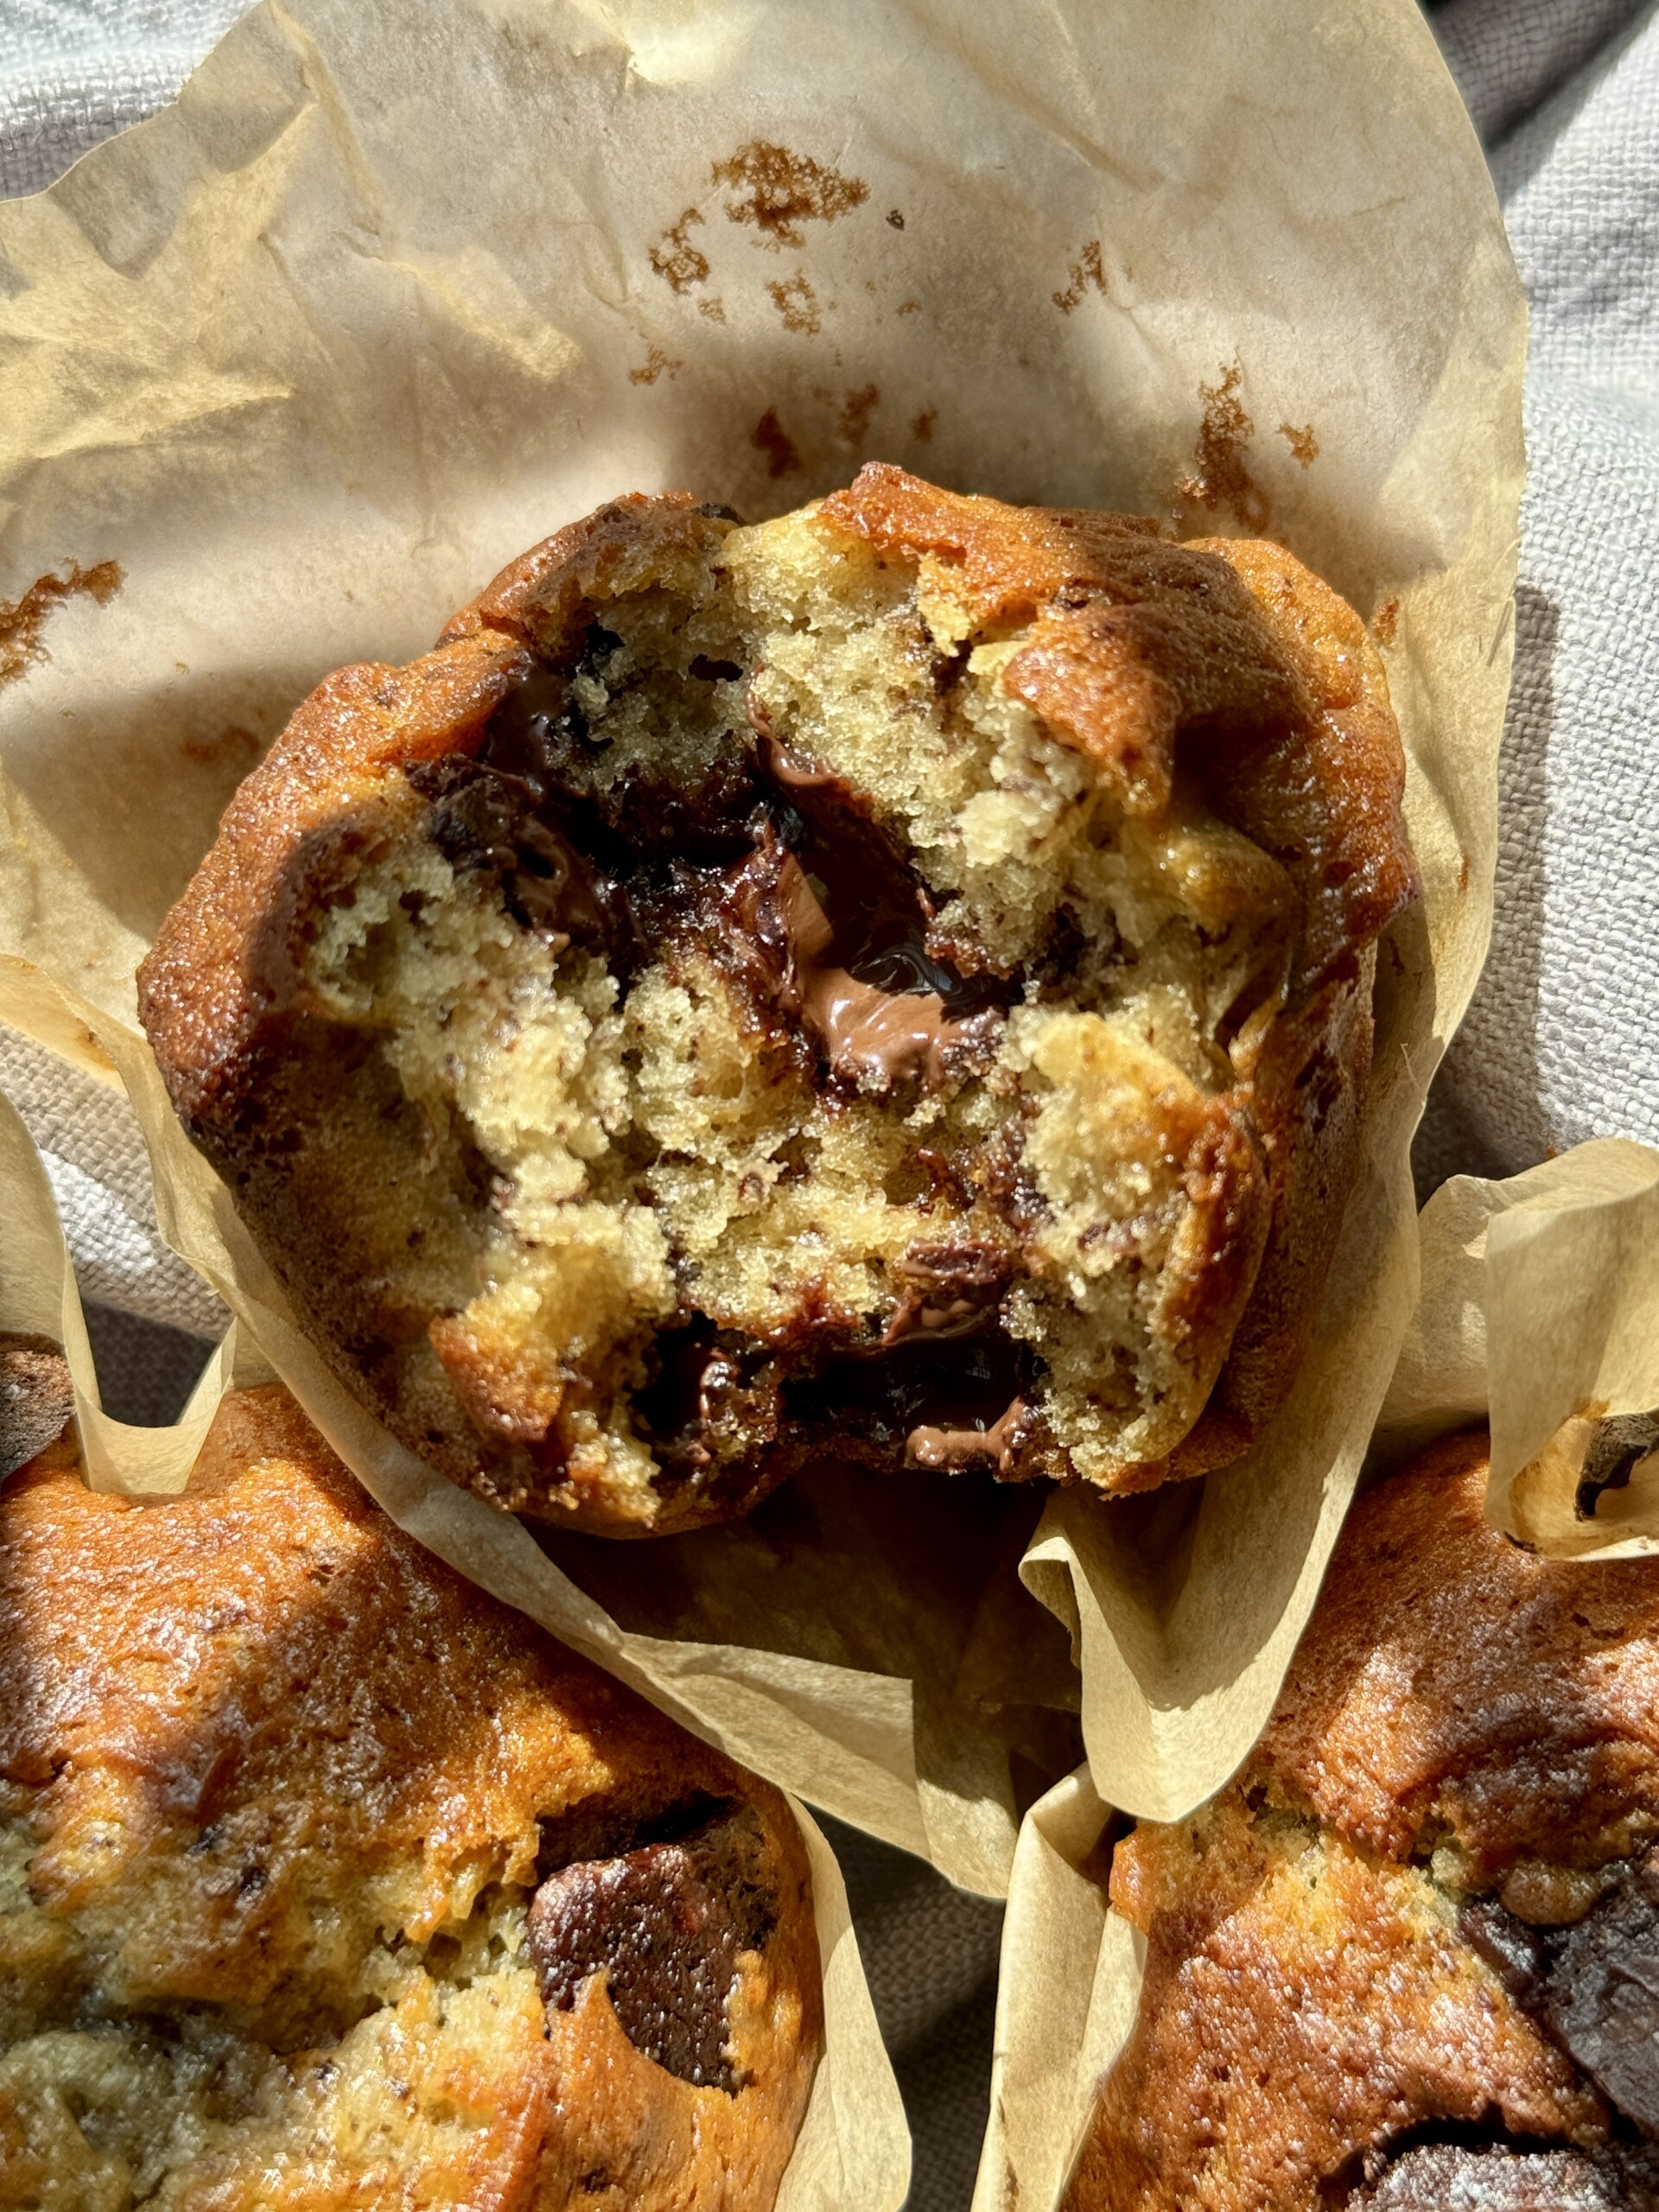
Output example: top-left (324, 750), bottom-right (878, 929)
top-left (636, 1325), bottom-right (785, 1479)
top-left (405, 753), bottom-right (621, 956)
top-left (526, 1802), bottom-right (777, 2093)
top-left (721, 826), bottom-right (1004, 1092)
top-left (786, 1329), bottom-right (1033, 1478)
top-left (459, 658), bottom-right (1014, 1094)
top-left (907, 1396), bottom-right (1032, 1476)
top-left (883, 1241), bottom-right (1015, 1347)
top-left (412, 656), bottom-right (1049, 1480)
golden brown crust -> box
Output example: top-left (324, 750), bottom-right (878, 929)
top-left (1073, 1798), bottom-right (1605, 2212)
top-left (0, 1383), bottom-right (820, 2211)
top-left (1258, 1428), bottom-right (1659, 1877)
top-left (138, 469), bottom-right (1414, 1526)
top-left (1069, 1433), bottom-right (1659, 2212)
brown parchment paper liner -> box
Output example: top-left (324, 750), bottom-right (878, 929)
top-left (972, 1140), bottom-right (1659, 2211)
top-left (0, 0), bottom-right (1522, 1857)
top-left (0, 1093), bottom-right (910, 2212)
top-left (1376, 1138), bottom-right (1659, 1558)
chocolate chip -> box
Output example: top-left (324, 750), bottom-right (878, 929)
top-left (1346, 2139), bottom-right (1659, 2209)
top-left (0, 1335), bottom-right (73, 1479)
top-left (526, 1803), bottom-right (777, 2093)
top-left (635, 1325), bottom-right (785, 1477)
top-left (786, 1329), bottom-right (1034, 1468)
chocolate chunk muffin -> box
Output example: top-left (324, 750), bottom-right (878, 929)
top-left (0, 1360), bottom-right (820, 2211)
top-left (138, 465), bottom-right (1415, 1535)
top-left (1068, 1429), bottom-right (1659, 2212)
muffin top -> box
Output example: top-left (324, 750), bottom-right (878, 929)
top-left (139, 467), bottom-right (1414, 1536)
top-left (0, 1370), bottom-right (820, 2211)
top-left (1072, 1431), bottom-right (1659, 2212)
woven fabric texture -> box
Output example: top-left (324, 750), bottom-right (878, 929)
top-left (3, 5), bottom-right (1656, 2206)
top-left (1416, 0), bottom-right (1659, 1191)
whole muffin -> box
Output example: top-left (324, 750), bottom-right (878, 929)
top-left (0, 1360), bottom-right (821, 2211)
top-left (1069, 1429), bottom-right (1659, 2212)
top-left (138, 465), bottom-right (1415, 1535)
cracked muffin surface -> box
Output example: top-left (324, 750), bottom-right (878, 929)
top-left (0, 1364), bottom-right (820, 2211)
top-left (1067, 1429), bottom-right (1659, 2212)
top-left (139, 465), bottom-right (1415, 1535)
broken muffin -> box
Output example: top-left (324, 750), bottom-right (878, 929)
top-left (1067, 1428), bottom-right (1659, 2212)
top-left (139, 465), bottom-right (1416, 1535)
top-left (0, 1359), bottom-right (821, 2210)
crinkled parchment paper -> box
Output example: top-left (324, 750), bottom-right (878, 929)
top-left (1376, 1138), bottom-right (1659, 1558)
top-left (970, 1767), bottom-right (1126, 2212)
top-left (0, 1096), bottom-right (910, 2212)
top-left (972, 1138), bottom-right (1659, 2210)
top-left (0, 0), bottom-right (1522, 1861)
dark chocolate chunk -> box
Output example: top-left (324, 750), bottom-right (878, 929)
top-left (1462, 1859), bottom-right (1659, 2141)
top-left (1460, 1897), bottom-right (1552, 2003)
top-left (1346, 2139), bottom-right (1659, 2209)
top-left (1577, 1413), bottom-right (1659, 1522)
top-left (635, 1324), bottom-right (785, 1478)
top-left (0, 1335), bottom-right (73, 1479)
top-left (526, 1802), bottom-right (777, 2093)
top-left (786, 1329), bottom-right (1034, 1471)
top-left (406, 754), bottom-right (620, 953)
top-left (1546, 1862), bottom-right (1659, 2136)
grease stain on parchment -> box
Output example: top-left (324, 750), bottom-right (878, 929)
top-left (1052, 239), bottom-right (1107, 314)
top-left (768, 272), bottom-right (822, 334)
top-left (1279, 420), bottom-right (1319, 467)
top-left (1373, 596), bottom-right (1401, 646)
top-left (911, 406), bottom-right (937, 444)
top-left (712, 141), bottom-right (869, 247)
top-left (629, 345), bottom-right (682, 385)
top-left (752, 408), bottom-right (804, 477)
top-left (650, 207), bottom-right (709, 294)
top-left (0, 560), bottom-right (124, 688)
top-left (837, 384), bottom-right (879, 445)
top-left (181, 723), bottom-right (262, 767)
top-left (1177, 360), bottom-right (1269, 532)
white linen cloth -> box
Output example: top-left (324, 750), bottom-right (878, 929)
top-left (0, 5), bottom-right (1654, 2205)
top-left (1417, 0), bottom-right (1659, 1189)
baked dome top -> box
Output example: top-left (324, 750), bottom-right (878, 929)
top-left (0, 1369), bottom-right (820, 2209)
top-left (140, 466), bottom-right (1415, 1535)
top-left (1071, 1431), bottom-right (1659, 2212)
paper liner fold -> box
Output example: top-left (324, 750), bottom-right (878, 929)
top-left (0, 1096), bottom-right (909, 2212)
top-left (978, 1137), bottom-right (1659, 2209)
top-left (1, 0), bottom-right (1522, 1860)
top-left (1378, 1138), bottom-right (1659, 1558)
